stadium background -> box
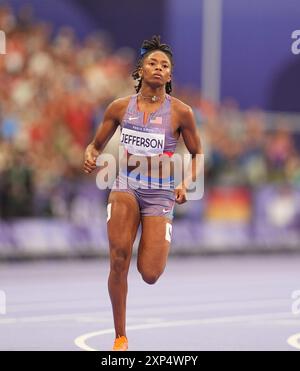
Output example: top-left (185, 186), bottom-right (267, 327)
top-left (0, 0), bottom-right (300, 258)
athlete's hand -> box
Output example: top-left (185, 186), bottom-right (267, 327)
top-left (174, 185), bottom-right (187, 204)
top-left (84, 145), bottom-right (99, 174)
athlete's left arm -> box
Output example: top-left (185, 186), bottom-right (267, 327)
top-left (175, 105), bottom-right (202, 204)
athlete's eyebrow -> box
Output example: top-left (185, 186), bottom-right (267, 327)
top-left (149, 57), bottom-right (170, 64)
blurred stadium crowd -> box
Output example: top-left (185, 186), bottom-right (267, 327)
top-left (0, 5), bottom-right (299, 220)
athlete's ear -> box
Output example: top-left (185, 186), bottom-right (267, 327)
top-left (138, 67), bottom-right (143, 79)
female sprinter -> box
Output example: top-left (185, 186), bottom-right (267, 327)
top-left (84, 35), bottom-right (202, 351)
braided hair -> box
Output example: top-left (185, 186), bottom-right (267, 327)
top-left (132, 35), bottom-right (174, 94)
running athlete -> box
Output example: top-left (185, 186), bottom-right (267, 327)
top-left (84, 36), bottom-right (202, 351)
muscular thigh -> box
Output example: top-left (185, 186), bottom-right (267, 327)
top-left (107, 191), bottom-right (140, 256)
top-left (137, 216), bottom-right (173, 274)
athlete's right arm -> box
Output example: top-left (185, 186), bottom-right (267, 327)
top-left (84, 99), bottom-right (125, 174)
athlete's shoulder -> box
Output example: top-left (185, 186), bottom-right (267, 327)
top-left (104, 95), bottom-right (133, 122)
top-left (108, 95), bottom-right (132, 111)
top-left (170, 96), bottom-right (194, 118)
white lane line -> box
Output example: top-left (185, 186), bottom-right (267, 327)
top-left (0, 312), bottom-right (110, 325)
top-left (0, 311), bottom-right (163, 325)
top-left (0, 299), bottom-right (290, 318)
top-left (1, 298), bottom-right (289, 322)
top-left (74, 311), bottom-right (292, 351)
top-left (287, 333), bottom-right (300, 350)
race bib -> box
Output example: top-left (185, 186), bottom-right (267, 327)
top-left (120, 127), bottom-right (165, 156)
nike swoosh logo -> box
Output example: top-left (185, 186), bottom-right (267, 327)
top-left (163, 209), bottom-right (170, 213)
top-left (128, 117), bottom-right (139, 121)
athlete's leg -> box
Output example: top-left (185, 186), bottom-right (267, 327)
top-left (137, 216), bottom-right (172, 284)
top-left (107, 191), bottom-right (140, 338)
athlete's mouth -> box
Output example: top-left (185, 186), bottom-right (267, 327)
top-left (153, 73), bottom-right (163, 79)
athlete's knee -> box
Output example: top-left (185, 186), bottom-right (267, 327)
top-left (110, 246), bottom-right (131, 274)
top-left (140, 270), bottom-right (163, 285)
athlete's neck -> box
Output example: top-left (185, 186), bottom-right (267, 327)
top-left (139, 86), bottom-right (165, 103)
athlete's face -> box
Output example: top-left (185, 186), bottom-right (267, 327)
top-left (139, 51), bottom-right (172, 87)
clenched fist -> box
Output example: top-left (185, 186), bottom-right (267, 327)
top-left (174, 185), bottom-right (187, 204)
top-left (84, 145), bottom-right (99, 174)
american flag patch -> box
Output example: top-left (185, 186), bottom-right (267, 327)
top-left (150, 116), bottom-right (162, 124)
